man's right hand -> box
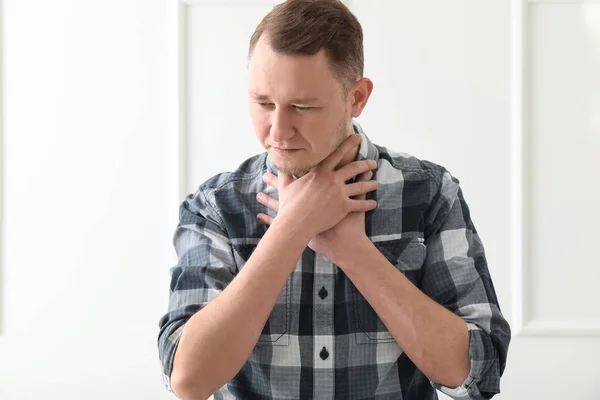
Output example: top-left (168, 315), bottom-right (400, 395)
top-left (265, 134), bottom-right (378, 240)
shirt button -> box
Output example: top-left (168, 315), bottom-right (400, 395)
top-left (319, 347), bottom-right (329, 360)
top-left (318, 286), bottom-right (328, 299)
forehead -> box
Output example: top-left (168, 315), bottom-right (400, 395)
top-left (248, 36), bottom-right (341, 100)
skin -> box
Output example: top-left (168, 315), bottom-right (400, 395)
top-left (171, 34), bottom-right (470, 400)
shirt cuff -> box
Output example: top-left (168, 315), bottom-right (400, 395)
top-left (430, 323), bottom-right (501, 400)
top-left (159, 324), bottom-right (184, 394)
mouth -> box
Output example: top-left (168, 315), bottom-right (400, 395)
top-left (274, 147), bottom-right (302, 155)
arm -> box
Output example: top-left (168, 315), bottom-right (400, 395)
top-left (422, 171), bottom-right (511, 399)
top-left (159, 189), bottom-right (311, 400)
top-left (340, 169), bottom-right (511, 399)
top-left (340, 239), bottom-right (471, 388)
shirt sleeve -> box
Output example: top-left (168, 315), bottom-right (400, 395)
top-left (422, 169), bottom-right (511, 399)
top-left (157, 186), bottom-right (237, 394)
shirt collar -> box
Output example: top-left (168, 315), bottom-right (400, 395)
top-left (265, 119), bottom-right (378, 176)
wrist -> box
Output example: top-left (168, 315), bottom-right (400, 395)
top-left (334, 235), bottom-right (373, 270)
top-left (270, 212), bottom-right (314, 246)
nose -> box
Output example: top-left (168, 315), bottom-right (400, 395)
top-left (270, 107), bottom-right (295, 144)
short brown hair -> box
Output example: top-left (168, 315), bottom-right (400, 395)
top-left (249, 0), bottom-right (364, 96)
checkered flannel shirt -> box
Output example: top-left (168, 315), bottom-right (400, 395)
top-left (158, 121), bottom-right (511, 399)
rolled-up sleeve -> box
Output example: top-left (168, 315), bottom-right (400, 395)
top-left (422, 169), bottom-right (511, 399)
top-left (157, 187), bottom-right (237, 393)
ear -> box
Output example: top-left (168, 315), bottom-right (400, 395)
top-left (349, 77), bottom-right (374, 118)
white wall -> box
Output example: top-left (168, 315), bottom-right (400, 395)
top-left (2, 0), bottom-right (599, 399)
top-left (0, 0), bottom-right (173, 399)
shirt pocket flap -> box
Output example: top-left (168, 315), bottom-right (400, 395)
top-left (373, 237), bottom-right (426, 272)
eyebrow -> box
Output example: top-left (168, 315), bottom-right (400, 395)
top-left (250, 92), bottom-right (320, 105)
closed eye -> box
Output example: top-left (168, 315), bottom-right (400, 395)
top-left (293, 105), bottom-right (314, 111)
top-left (256, 102), bottom-right (316, 111)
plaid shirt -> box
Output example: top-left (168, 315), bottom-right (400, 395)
top-left (158, 121), bottom-right (511, 399)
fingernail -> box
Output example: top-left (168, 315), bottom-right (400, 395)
top-left (256, 192), bottom-right (264, 201)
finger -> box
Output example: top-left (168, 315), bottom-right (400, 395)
top-left (321, 134), bottom-right (362, 170)
top-left (349, 172), bottom-right (368, 200)
top-left (278, 171), bottom-right (294, 189)
top-left (262, 171), bottom-right (279, 190)
top-left (356, 170), bottom-right (373, 184)
top-left (257, 213), bottom-right (275, 226)
top-left (345, 179), bottom-right (378, 198)
top-left (353, 171), bottom-right (371, 200)
top-left (337, 159), bottom-right (377, 183)
top-left (348, 199), bottom-right (378, 213)
top-left (348, 170), bottom-right (373, 200)
top-left (256, 192), bottom-right (280, 212)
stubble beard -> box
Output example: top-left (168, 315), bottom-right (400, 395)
top-left (274, 117), bottom-right (351, 178)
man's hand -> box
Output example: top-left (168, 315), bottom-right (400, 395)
top-left (256, 134), bottom-right (378, 263)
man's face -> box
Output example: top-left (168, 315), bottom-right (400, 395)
top-left (248, 36), bottom-right (353, 177)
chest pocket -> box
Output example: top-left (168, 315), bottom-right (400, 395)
top-left (232, 242), bottom-right (290, 346)
top-left (354, 237), bottom-right (426, 344)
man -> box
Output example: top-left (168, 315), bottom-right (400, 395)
top-left (158, 0), bottom-right (511, 399)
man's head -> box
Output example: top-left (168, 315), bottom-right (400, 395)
top-left (248, 0), bottom-right (373, 177)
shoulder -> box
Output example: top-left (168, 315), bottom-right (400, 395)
top-left (374, 143), bottom-right (459, 190)
top-left (200, 152), bottom-right (267, 192)
top-left (184, 152), bottom-right (267, 213)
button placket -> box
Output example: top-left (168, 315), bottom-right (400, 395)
top-left (313, 254), bottom-right (335, 367)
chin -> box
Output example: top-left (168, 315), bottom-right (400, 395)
top-left (274, 162), bottom-right (313, 178)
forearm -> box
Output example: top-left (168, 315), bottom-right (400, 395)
top-left (340, 238), bottom-right (470, 388)
top-left (171, 216), bottom-right (310, 399)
